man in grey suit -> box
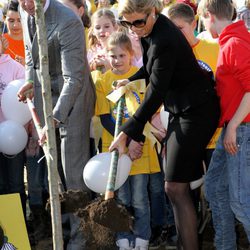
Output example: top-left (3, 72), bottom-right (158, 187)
top-left (17, 0), bottom-right (95, 248)
top-left (18, 0), bottom-right (95, 190)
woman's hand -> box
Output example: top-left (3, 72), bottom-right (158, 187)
top-left (113, 79), bottom-right (130, 89)
top-left (109, 131), bottom-right (128, 156)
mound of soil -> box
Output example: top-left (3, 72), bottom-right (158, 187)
top-left (77, 207), bottom-right (116, 250)
top-left (86, 198), bottom-right (131, 232)
top-left (59, 192), bottom-right (131, 249)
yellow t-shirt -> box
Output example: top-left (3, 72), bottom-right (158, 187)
top-left (192, 39), bottom-right (219, 75)
top-left (95, 66), bottom-right (160, 175)
top-left (193, 39), bottom-right (221, 149)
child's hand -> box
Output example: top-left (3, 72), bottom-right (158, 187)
top-left (223, 123), bottom-right (238, 155)
top-left (15, 55), bottom-right (25, 65)
top-left (1, 36), bottom-right (9, 53)
top-left (94, 56), bottom-right (110, 71)
top-left (128, 140), bottom-right (143, 161)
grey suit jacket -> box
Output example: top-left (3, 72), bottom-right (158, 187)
top-left (20, 0), bottom-right (96, 129)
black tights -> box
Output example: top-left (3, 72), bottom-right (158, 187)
top-left (165, 182), bottom-right (198, 250)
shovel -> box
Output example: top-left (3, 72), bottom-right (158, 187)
top-left (86, 82), bottom-right (131, 232)
top-left (105, 90), bottom-right (126, 200)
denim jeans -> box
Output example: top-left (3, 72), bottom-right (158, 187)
top-left (116, 174), bottom-right (151, 245)
top-left (26, 147), bottom-right (48, 207)
top-left (0, 151), bottom-right (26, 217)
top-left (149, 171), bottom-right (167, 228)
top-left (205, 125), bottom-right (250, 250)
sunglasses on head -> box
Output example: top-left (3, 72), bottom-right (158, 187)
top-left (119, 13), bottom-right (150, 28)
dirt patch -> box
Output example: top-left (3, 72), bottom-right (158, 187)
top-left (85, 198), bottom-right (131, 232)
top-left (59, 190), bottom-right (91, 214)
top-left (33, 191), bottom-right (249, 250)
top-left (77, 207), bottom-right (116, 250)
top-left (75, 197), bottom-right (132, 249)
top-left (50, 191), bottom-right (131, 249)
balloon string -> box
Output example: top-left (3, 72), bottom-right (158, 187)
top-left (37, 152), bottom-right (53, 163)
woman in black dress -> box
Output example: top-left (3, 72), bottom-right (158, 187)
top-left (109, 0), bottom-right (220, 249)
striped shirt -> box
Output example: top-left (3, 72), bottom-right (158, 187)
top-left (1, 243), bottom-right (17, 250)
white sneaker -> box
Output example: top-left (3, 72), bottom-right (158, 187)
top-left (116, 238), bottom-right (132, 250)
top-left (134, 238), bottom-right (149, 250)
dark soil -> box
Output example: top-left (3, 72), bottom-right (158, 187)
top-left (59, 190), bottom-right (91, 214)
top-left (77, 206), bottom-right (116, 250)
top-left (85, 198), bottom-right (131, 232)
top-left (30, 190), bottom-right (249, 250)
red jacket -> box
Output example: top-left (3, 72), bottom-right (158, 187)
top-left (216, 21), bottom-right (250, 126)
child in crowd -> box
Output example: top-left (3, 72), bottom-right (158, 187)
top-left (198, 0), bottom-right (250, 248)
top-left (88, 8), bottom-right (117, 153)
top-left (95, 31), bottom-right (161, 250)
top-left (0, 39), bottom-right (26, 218)
top-left (2, 1), bottom-right (24, 65)
top-left (88, 8), bottom-right (117, 74)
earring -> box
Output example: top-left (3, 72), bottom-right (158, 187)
top-left (152, 15), bottom-right (156, 19)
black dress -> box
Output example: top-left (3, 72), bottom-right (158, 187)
top-left (120, 14), bottom-right (220, 182)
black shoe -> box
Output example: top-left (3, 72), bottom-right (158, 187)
top-left (149, 226), bottom-right (165, 249)
top-left (162, 225), bottom-right (177, 249)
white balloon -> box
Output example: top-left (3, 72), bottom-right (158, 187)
top-left (0, 120), bottom-right (28, 155)
top-left (83, 152), bottom-right (132, 193)
top-left (160, 106), bottom-right (169, 130)
top-left (1, 79), bottom-right (32, 125)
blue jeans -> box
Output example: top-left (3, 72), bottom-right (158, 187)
top-left (116, 174), bottom-right (151, 244)
top-left (149, 172), bottom-right (167, 228)
top-left (26, 147), bottom-right (48, 207)
top-left (205, 125), bottom-right (250, 250)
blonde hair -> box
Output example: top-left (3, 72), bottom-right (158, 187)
top-left (106, 31), bottom-right (134, 56)
top-left (88, 8), bottom-right (116, 49)
top-left (198, 0), bottom-right (234, 20)
top-left (118, 0), bottom-right (163, 16)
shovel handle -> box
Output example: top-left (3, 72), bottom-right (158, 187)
top-left (105, 94), bottom-right (125, 200)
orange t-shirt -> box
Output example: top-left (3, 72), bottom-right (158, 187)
top-left (3, 33), bottom-right (25, 59)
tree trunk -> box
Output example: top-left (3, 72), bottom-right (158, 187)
top-left (34, 0), bottom-right (63, 249)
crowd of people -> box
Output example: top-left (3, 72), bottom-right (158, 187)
top-left (0, 0), bottom-right (250, 249)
